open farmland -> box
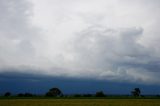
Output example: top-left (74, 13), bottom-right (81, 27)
top-left (0, 99), bottom-right (160, 106)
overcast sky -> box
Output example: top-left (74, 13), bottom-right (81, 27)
top-left (0, 0), bottom-right (160, 85)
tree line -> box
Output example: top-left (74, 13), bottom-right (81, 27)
top-left (1, 87), bottom-right (144, 98)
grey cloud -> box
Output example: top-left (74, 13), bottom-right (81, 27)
top-left (70, 26), bottom-right (160, 84)
top-left (0, 0), bottom-right (160, 85)
top-left (0, 0), bottom-right (42, 69)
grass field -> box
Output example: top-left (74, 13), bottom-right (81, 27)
top-left (0, 99), bottom-right (160, 106)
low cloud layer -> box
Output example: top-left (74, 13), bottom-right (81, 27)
top-left (0, 0), bottom-right (160, 84)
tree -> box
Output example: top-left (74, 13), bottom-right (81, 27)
top-left (46, 87), bottom-right (63, 97)
top-left (131, 88), bottom-right (141, 97)
top-left (83, 94), bottom-right (93, 97)
top-left (24, 93), bottom-right (33, 97)
top-left (17, 93), bottom-right (24, 97)
top-left (17, 93), bottom-right (33, 97)
top-left (4, 92), bottom-right (11, 97)
top-left (73, 94), bottom-right (82, 97)
top-left (95, 91), bottom-right (105, 97)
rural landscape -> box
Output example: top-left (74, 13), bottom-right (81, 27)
top-left (1, 0), bottom-right (160, 105)
top-left (0, 87), bottom-right (160, 106)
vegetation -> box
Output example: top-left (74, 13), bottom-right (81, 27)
top-left (131, 88), bottom-right (141, 97)
top-left (1, 87), bottom-right (160, 99)
top-left (4, 92), bottom-right (11, 97)
top-left (0, 99), bottom-right (160, 106)
top-left (45, 87), bottom-right (63, 97)
top-left (0, 87), bottom-right (160, 99)
top-left (0, 87), bottom-right (160, 106)
top-left (17, 93), bottom-right (34, 97)
top-left (95, 91), bottom-right (106, 97)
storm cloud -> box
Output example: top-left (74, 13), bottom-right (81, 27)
top-left (0, 0), bottom-right (160, 84)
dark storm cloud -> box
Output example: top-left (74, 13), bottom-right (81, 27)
top-left (1, 72), bottom-right (160, 95)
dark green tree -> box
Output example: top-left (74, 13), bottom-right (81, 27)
top-left (24, 93), bottom-right (33, 97)
top-left (95, 91), bottom-right (105, 97)
top-left (131, 88), bottom-right (141, 97)
top-left (17, 93), bottom-right (24, 97)
top-left (4, 92), bottom-right (11, 97)
top-left (46, 87), bottom-right (63, 97)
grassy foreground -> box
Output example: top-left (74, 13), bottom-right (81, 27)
top-left (0, 99), bottom-right (160, 106)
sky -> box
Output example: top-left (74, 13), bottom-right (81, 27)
top-left (0, 0), bottom-right (160, 94)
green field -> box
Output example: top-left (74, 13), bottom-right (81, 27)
top-left (0, 99), bottom-right (160, 106)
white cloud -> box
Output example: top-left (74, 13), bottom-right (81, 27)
top-left (0, 0), bottom-right (160, 84)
